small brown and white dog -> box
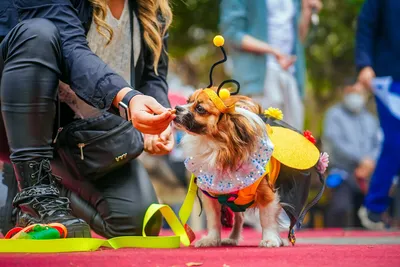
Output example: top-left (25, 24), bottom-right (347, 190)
top-left (173, 87), bottom-right (288, 248)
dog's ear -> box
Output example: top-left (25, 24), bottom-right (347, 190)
top-left (218, 112), bottom-right (263, 171)
top-left (212, 108), bottom-right (265, 171)
top-left (212, 113), bottom-right (258, 171)
top-left (230, 113), bottom-right (255, 145)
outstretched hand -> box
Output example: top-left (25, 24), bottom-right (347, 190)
top-left (129, 95), bottom-right (176, 135)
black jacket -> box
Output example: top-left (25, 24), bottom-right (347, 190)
top-left (1, 0), bottom-right (170, 110)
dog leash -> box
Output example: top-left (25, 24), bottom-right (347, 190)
top-left (0, 175), bottom-right (198, 253)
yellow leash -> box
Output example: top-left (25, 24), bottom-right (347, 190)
top-left (0, 175), bottom-right (198, 253)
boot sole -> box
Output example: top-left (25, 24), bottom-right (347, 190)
top-left (66, 223), bottom-right (92, 238)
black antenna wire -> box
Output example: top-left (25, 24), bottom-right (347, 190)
top-left (207, 46), bottom-right (227, 88)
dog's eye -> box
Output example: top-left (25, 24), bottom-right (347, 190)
top-left (195, 104), bottom-right (207, 114)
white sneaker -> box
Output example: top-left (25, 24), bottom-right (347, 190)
top-left (358, 206), bottom-right (386, 230)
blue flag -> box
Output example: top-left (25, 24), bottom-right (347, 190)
top-left (372, 76), bottom-right (400, 120)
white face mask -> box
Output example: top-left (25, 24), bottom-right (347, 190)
top-left (343, 93), bottom-right (366, 113)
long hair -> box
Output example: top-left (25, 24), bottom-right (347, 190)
top-left (88, 0), bottom-right (172, 74)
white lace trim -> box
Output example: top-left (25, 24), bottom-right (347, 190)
top-left (185, 135), bottom-right (274, 194)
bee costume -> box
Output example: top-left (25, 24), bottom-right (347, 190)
top-left (185, 36), bottom-right (329, 245)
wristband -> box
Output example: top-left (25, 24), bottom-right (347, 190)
top-left (118, 90), bottom-right (137, 121)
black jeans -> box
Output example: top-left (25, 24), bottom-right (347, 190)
top-left (0, 18), bottom-right (161, 238)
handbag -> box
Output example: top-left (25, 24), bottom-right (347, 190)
top-left (54, 111), bottom-right (144, 181)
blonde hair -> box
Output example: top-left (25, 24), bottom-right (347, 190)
top-left (88, 0), bottom-right (172, 74)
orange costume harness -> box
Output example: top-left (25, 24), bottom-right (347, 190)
top-left (199, 157), bottom-right (281, 212)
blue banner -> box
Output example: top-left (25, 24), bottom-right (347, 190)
top-left (372, 76), bottom-right (400, 120)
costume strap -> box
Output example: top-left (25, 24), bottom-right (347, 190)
top-left (0, 175), bottom-right (199, 253)
top-left (287, 170), bottom-right (326, 246)
top-left (296, 170), bottom-right (326, 228)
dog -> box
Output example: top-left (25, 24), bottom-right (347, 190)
top-left (173, 87), bottom-right (288, 248)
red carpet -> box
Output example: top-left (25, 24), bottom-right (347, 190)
top-left (1, 229), bottom-right (400, 267)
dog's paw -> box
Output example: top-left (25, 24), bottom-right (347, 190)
top-left (195, 237), bottom-right (221, 248)
top-left (259, 234), bottom-right (286, 248)
top-left (221, 238), bottom-right (239, 246)
top-left (259, 239), bottom-right (281, 248)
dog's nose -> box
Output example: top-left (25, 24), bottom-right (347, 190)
top-left (175, 105), bottom-right (185, 114)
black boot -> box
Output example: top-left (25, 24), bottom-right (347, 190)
top-left (12, 159), bottom-right (91, 238)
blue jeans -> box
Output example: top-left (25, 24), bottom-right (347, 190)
top-left (365, 82), bottom-right (400, 214)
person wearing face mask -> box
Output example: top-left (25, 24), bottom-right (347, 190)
top-left (343, 90), bottom-right (368, 114)
top-left (321, 81), bottom-right (382, 228)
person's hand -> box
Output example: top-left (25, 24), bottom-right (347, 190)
top-left (129, 95), bottom-right (175, 135)
top-left (354, 158), bottom-right (375, 194)
top-left (143, 125), bottom-right (175, 155)
top-left (303, 0), bottom-right (323, 13)
top-left (358, 67), bottom-right (376, 91)
top-left (355, 157), bottom-right (375, 179)
top-left (275, 53), bottom-right (297, 70)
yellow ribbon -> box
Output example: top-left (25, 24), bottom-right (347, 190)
top-left (202, 89), bottom-right (235, 113)
top-left (0, 175), bottom-right (198, 253)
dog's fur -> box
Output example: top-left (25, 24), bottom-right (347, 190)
top-left (173, 87), bottom-right (288, 248)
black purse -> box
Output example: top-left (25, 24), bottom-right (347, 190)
top-left (54, 111), bottom-right (144, 181)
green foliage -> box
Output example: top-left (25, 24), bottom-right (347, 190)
top-left (305, 0), bottom-right (364, 106)
top-left (168, 0), bottom-right (220, 57)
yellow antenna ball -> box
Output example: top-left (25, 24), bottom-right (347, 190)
top-left (218, 88), bottom-right (230, 100)
top-left (213, 35), bottom-right (225, 47)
